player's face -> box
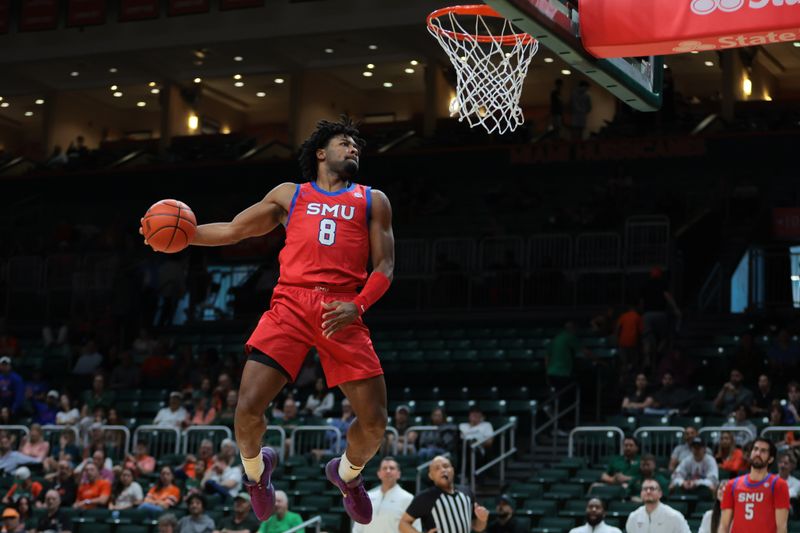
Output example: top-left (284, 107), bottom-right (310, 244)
top-left (377, 460), bottom-right (401, 485)
top-left (750, 441), bottom-right (772, 470)
top-left (322, 134), bottom-right (360, 178)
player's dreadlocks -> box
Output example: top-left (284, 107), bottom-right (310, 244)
top-left (299, 115), bottom-right (366, 181)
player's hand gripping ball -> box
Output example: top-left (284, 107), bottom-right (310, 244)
top-left (140, 199), bottom-right (197, 253)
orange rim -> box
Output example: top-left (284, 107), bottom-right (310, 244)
top-left (427, 4), bottom-right (535, 45)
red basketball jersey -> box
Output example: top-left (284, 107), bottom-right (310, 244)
top-left (721, 473), bottom-right (790, 533)
top-left (278, 181), bottom-right (371, 288)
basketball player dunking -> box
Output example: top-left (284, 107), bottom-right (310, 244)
top-left (718, 437), bottom-right (790, 533)
top-left (142, 117), bottom-right (393, 524)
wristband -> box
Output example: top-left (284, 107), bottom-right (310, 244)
top-left (352, 271), bottom-right (391, 315)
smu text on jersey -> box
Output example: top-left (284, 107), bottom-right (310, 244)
top-left (305, 203), bottom-right (356, 220)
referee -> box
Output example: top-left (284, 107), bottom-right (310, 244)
top-left (400, 456), bottom-right (489, 533)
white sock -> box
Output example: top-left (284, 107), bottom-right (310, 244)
top-left (241, 452), bottom-right (265, 482)
top-left (338, 452), bottom-right (364, 483)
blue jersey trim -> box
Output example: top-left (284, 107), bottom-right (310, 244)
top-left (311, 180), bottom-right (356, 196)
top-left (365, 186), bottom-right (372, 228)
top-left (285, 184), bottom-right (301, 226)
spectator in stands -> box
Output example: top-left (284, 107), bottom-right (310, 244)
top-left (0, 324), bottom-right (19, 358)
top-left (47, 430), bottom-right (80, 470)
top-left (178, 493), bottom-right (215, 533)
top-left (109, 467), bottom-right (143, 510)
top-left (2, 467), bottom-right (42, 504)
top-left (616, 304), bottom-right (643, 376)
top-left (74, 462), bottom-right (111, 510)
top-left (400, 455), bottom-right (489, 533)
top-left (33, 390), bottom-right (60, 425)
top-left (15, 496), bottom-right (31, 523)
top-left (600, 436), bottom-right (640, 487)
top-left (713, 369), bottom-right (753, 415)
top-left (751, 374), bottom-right (774, 416)
top-left (178, 439), bottom-right (215, 482)
top-left (670, 437), bottom-right (718, 498)
top-left (19, 424), bottom-right (49, 462)
top-left (301, 378), bottom-right (334, 418)
top-left (0, 409), bottom-right (10, 426)
top-left (109, 351), bottom-right (140, 390)
top-left (155, 392), bottom-right (190, 429)
top-left (158, 514), bottom-right (180, 533)
top-left (140, 466), bottom-right (181, 514)
top-left (317, 398), bottom-right (356, 458)
top-left (213, 390), bottom-right (237, 428)
top-left (731, 332), bottom-right (765, 383)
top-left (626, 479), bottom-right (690, 533)
top-left (621, 373), bottom-right (653, 414)
top-left (76, 449), bottom-right (114, 484)
top-left (417, 407), bottom-right (459, 460)
top-left (354, 457), bottom-right (417, 533)
top-left (0, 357), bottom-right (24, 416)
top-left (0, 433), bottom-right (39, 475)
top-left (201, 455), bottom-right (242, 502)
top-left (217, 439), bottom-right (239, 466)
top-left (546, 322), bottom-right (590, 391)
top-left (39, 460), bottom-right (76, 507)
top-left (640, 267), bottom-right (681, 369)
top-left (458, 406), bottom-right (494, 461)
top-left (486, 494), bottom-right (526, 533)
top-left (767, 328), bottom-right (800, 377)
top-left (777, 452), bottom-right (799, 502)
top-left (714, 431), bottom-right (745, 476)
top-left (549, 78), bottom-right (564, 135)
top-left (654, 348), bottom-right (696, 390)
top-left (0, 507), bottom-right (24, 533)
top-left (132, 328), bottom-right (157, 356)
top-left (783, 381), bottom-right (800, 424)
top-left (257, 490), bottom-right (303, 533)
top-left (723, 403), bottom-right (757, 447)
top-left (391, 404), bottom-right (416, 454)
top-left (141, 342), bottom-right (175, 386)
top-left (46, 145), bottom-right (68, 168)
top-left (569, 498), bottom-right (621, 533)
top-left (187, 395), bottom-right (216, 427)
top-left (72, 341), bottom-right (103, 376)
top-left (649, 372), bottom-right (693, 414)
top-left (570, 80), bottom-right (592, 142)
top-left (82, 374), bottom-right (115, 418)
top-left (55, 394), bottom-right (79, 426)
top-left (35, 489), bottom-right (72, 533)
top-left (214, 492), bottom-right (260, 533)
top-left (697, 480), bottom-right (726, 533)
top-left (628, 454), bottom-right (668, 502)
top-left (124, 441), bottom-right (156, 477)
top-left (24, 370), bottom-right (49, 412)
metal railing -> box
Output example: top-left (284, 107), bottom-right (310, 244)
top-left (384, 426), bottom-right (399, 456)
top-left (41, 425), bottom-right (80, 454)
top-left (289, 426), bottom-right (341, 457)
top-left (697, 262), bottom-right (722, 312)
top-left (0, 425), bottom-right (30, 446)
top-left (263, 427), bottom-right (287, 463)
top-left (760, 426), bottom-right (799, 440)
top-left (182, 426), bottom-right (233, 454)
top-left (284, 515), bottom-right (321, 533)
top-left (403, 426), bottom-right (438, 455)
top-left (100, 425), bottom-right (131, 461)
top-left (462, 419), bottom-right (517, 494)
top-left (530, 384), bottom-right (581, 458)
top-left (568, 426), bottom-right (625, 462)
top-left (633, 427), bottom-right (685, 459)
top-left (698, 426), bottom-right (756, 446)
top-left (132, 425), bottom-right (181, 457)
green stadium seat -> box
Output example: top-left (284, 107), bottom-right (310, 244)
top-left (294, 480), bottom-right (327, 493)
top-left (507, 482), bottom-right (544, 500)
top-left (76, 522), bottom-right (112, 533)
top-left (588, 485), bottom-right (626, 500)
top-left (320, 512), bottom-right (343, 531)
top-left (573, 469), bottom-right (604, 484)
top-left (607, 501), bottom-right (639, 517)
top-left (692, 500), bottom-right (714, 518)
top-left (531, 469), bottom-right (569, 484)
top-left (532, 517), bottom-right (576, 532)
top-left (606, 415), bottom-right (638, 432)
top-left (420, 339), bottom-right (446, 350)
top-left (555, 457), bottom-right (587, 471)
top-left (521, 499), bottom-right (557, 517)
top-left (299, 495), bottom-right (333, 510)
top-left (544, 483), bottom-right (584, 500)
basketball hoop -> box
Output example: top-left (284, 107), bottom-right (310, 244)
top-left (427, 5), bottom-right (538, 135)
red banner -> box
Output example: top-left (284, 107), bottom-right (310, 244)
top-left (221, 0), bottom-right (264, 9)
top-left (119, 0), bottom-right (159, 21)
top-left (580, 0), bottom-right (800, 58)
top-left (19, 0), bottom-right (58, 31)
top-left (773, 208), bottom-right (800, 239)
top-left (67, 0), bottom-right (105, 27)
top-left (0, 0), bottom-right (9, 33)
top-left (168, 0), bottom-right (209, 16)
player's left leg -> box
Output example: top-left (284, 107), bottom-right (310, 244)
top-left (325, 375), bottom-right (387, 524)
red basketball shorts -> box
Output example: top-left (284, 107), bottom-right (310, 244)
top-left (245, 284), bottom-right (383, 388)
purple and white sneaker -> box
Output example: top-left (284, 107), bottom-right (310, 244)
top-left (325, 457), bottom-right (373, 524)
top-left (242, 446), bottom-right (278, 521)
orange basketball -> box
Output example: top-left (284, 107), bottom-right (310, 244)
top-left (141, 199), bottom-right (197, 253)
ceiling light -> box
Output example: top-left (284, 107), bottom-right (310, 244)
top-left (194, 49), bottom-right (206, 59)
top-left (0, 97), bottom-right (3, 101)
top-left (561, 69), bottom-right (572, 75)
top-left (704, 60), bottom-right (714, 67)
top-left (362, 71), bottom-right (373, 77)
top-left (383, 82), bottom-right (393, 88)
top-left (136, 101), bottom-right (146, 107)
top-left (70, 71), bottom-right (79, 77)
top-left (795, 42), bottom-right (800, 48)
top-left (109, 67), bottom-right (118, 73)
top-left (543, 57), bottom-right (554, 63)
top-left (234, 81), bottom-right (244, 87)
top-left (234, 56), bottom-right (243, 62)
top-left (24, 111), bottom-right (33, 117)
top-left (151, 88), bottom-right (160, 94)
top-left (404, 68), bottom-right (415, 74)
top-left (368, 44), bottom-right (378, 50)
top-left (690, 50), bottom-right (699, 54)
top-left (188, 114), bottom-right (199, 131)
top-left (193, 77), bottom-right (202, 83)
top-left (765, 95), bottom-right (773, 101)
top-left (324, 48), bottom-right (334, 54)
top-left (663, 64), bottom-right (669, 69)
top-left (110, 85), bottom-right (118, 91)
top-left (274, 78), bottom-right (285, 84)
top-left (234, 74), bottom-right (242, 80)
top-left (743, 77), bottom-right (752, 97)
top-left (221, 125), bottom-right (231, 134)
top-left (0, 103), bottom-right (8, 108)
top-left (148, 81), bottom-right (156, 87)
top-left (113, 91), bottom-right (123, 97)
top-left (35, 99), bottom-right (44, 105)
top-left (410, 60), bottom-right (419, 66)
top-left (367, 63), bottom-right (375, 69)
top-left (256, 92), bottom-right (266, 97)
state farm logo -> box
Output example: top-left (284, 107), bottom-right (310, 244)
top-left (692, 0), bottom-right (799, 15)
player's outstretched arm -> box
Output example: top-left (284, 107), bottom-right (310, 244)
top-left (716, 509), bottom-right (732, 533)
top-left (192, 182), bottom-right (295, 247)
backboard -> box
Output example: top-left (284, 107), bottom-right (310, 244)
top-left (484, 0), bottom-right (663, 111)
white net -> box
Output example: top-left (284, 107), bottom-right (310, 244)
top-left (428, 7), bottom-right (538, 135)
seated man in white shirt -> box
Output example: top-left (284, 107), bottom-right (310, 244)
top-left (458, 407), bottom-right (494, 452)
top-left (670, 437), bottom-right (718, 499)
top-left (626, 479), bottom-right (691, 533)
top-left (778, 452), bottom-right (800, 504)
top-left (153, 392), bottom-right (188, 430)
top-left (353, 456), bottom-right (419, 533)
top-left (569, 498), bottom-right (621, 533)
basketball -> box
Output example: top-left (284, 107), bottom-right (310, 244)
top-left (141, 199), bottom-right (197, 253)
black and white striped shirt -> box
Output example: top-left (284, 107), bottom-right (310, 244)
top-left (405, 485), bottom-right (476, 533)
